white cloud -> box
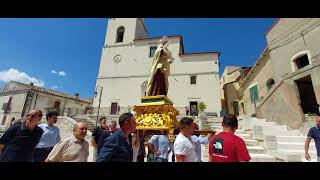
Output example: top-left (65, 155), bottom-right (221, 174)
top-left (51, 70), bottom-right (66, 76)
top-left (58, 71), bottom-right (66, 76)
top-left (0, 68), bottom-right (45, 87)
top-left (50, 85), bottom-right (59, 89)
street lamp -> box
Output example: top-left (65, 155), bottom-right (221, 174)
top-left (94, 85), bottom-right (103, 127)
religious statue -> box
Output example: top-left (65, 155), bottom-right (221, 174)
top-left (146, 36), bottom-right (175, 96)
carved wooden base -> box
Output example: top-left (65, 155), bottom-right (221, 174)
top-left (133, 96), bottom-right (179, 142)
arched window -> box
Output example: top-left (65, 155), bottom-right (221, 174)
top-left (266, 78), bottom-right (275, 90)
top-left (294, 54), bottom-right (309, 70)
top-left (116, 26), bottom-right (125, 43)
top-left (290, 50), bottom-right (312, 72)
top-left (141, 80), bottom-right (148, 97)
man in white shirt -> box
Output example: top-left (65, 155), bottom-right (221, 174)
top-left (45, 122), bottom-right (89, 162)
top-left (174, 117), bottom-right (196, 162)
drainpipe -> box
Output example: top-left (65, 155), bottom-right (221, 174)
top-left (62, 99), bottom-right (67, 116)
top-left (33, 91), bottom-right (39, 109)
top-left (26, 91), bottom-right (34, 114)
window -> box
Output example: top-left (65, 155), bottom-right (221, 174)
top-left (191, 75), bottom-right (197, 84)
top-left (266, 78), bottom-right (275, 90)
top-left (294, 54), bottom-right (309, 69)
top-left (54, 101), bottom-right (60, 109)
top-left (149, 46), bottom-right (157, 57)
top-left (110, 103), bottom-right (118, 115)
top-left (141, 80), bottom-right (148, 97)
top-left (116, 26), bottom-right (125, 43)
top-left (249, 85), bottom-right (259, 103)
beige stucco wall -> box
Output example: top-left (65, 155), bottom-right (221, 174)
top-left (33, 92), bottom-right (90, 116)
top-left (224, 82), bottom-right (240, 115)
top-left (257, 80), bottom-right (303, 129)
top-left (246, 18), bottom-right (320, 128)
top-left (267, 18), bottom-right (320, 82)
top-left (0, 85), bottom-right (91, 132)
top-left (0, 93), bottom-right (27, 130)
top-left (257, 64), bottom-right (320, 129)
top-left (242, 53), bottom-right (274, 116)
top-left (220, 67), bottom-right (241, 100)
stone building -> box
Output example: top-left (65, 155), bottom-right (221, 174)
top-left (0, 81), bottom-right (92, 131)
top-left (93, 18), bottom-right (222, 117)
top-left (239, 18), bottom-right (320, 129)
top-left (220, 66), bottom-right (251, 116)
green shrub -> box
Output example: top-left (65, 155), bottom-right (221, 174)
top-left (197, 101), bottom-right (207, 112)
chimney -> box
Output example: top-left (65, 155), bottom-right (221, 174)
top-left (30, 82), bottom-right (34, 86)
top-left (75, 93), bottom-right (79, 99)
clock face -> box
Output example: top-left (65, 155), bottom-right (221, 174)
top-left (113, 55), bottom-right (122, 64)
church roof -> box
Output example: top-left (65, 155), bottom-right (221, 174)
top-left (134, 35), bottom-right (185, 54)
top-left (179, 52), bottom-right (220, 57)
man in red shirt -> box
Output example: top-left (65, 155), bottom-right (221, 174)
top-left (208, 114), bottom-right (251, 162)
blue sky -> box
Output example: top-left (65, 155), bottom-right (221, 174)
top-left (0, 18), bottom-right (275, 98)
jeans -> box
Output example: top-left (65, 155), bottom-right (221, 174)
top-left (155, 157), bottom-right (168, 162)
top-left (147, 152), bottom-right (155, 162)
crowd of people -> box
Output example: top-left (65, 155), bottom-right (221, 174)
top-left (1, 109), bottom-right (319, 162)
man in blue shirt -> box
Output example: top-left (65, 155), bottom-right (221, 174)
top-left (0, 110), bottom-right (44, 162)
top-left (34, 111), bottom-right (61, 162)
top-left (91, 117), bottom-right (109, 161)
top-left (191, 123), bottom-right (212, 162)
top-left (148, 135), bottom-right (170, 162)
top-left (305, 116), bottom-right (320, 162)
top-left (96, 113), bottom-right (136, 162)
top-left (97, 120), bottom-right (118, 155)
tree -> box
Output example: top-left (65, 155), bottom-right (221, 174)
top-left (197, 101), bottom-right (207, 112)
top-left (197, 101), bottom-right (207, 128)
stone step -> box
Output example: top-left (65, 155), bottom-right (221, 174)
top-left (245, 139), bottom-right (259, 146)
top-left (266, 150), bottom-right (302, 162)
top-left (207, 118), bottom-right (223, 121)
top-left (213, 132), bottom-right (251, 139)
top-left (276, 136), bottom-right (309, 143)
top-left (249, 154), bottom-right (276, 162)
top-left (247, 146), bottom-right (266, 154)
top-left (284, 130), bottom-right (302, 136)
top-left (213, 129), bottom-right (247, 135)
top-left (277, 149), bottom-right (317, 160)
top-left (236, 133), bottom-right (251, 139)
top-left (210, 125), bottom-right (222, 128)
top-left (301, 159), bottom-right (318, 162)
top-left (202, 154), bottom-right (276, 162)
top-left (260, 126), bottom-right (288, 133)
top-left (257, 122), bottom-right (277, 126)
top-left (236, 130), bottom-right (246, 134)
top-left (277, 142), bottom-right (316, 151)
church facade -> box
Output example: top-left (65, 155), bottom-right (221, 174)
top-left (93, 18), bottom-right (221, 116)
